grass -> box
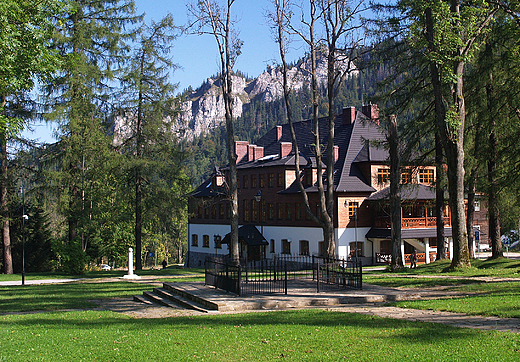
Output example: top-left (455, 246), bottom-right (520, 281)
top-left (2, 309), bottom-right (520, 361)
top-left (364, 257), bottom-right (520, 278)
top-left (0, 281), bottom-right (155, 313)
top-left (389, 281), bottom-right (520, 318)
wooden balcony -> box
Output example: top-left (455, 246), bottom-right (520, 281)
top-left (374, 216), bottom-right (451, 229)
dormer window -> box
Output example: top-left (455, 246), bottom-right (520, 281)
top-left (401, 170), bottom-right (411, 184)
top-left (419, 169), bottom-right (434, 184)
top-left (377, 168), bottom-right (390, 184)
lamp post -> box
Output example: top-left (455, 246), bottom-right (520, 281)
top-left (20, 183), bottom-right (27, 286)
top-left (254, 190), bottom-right (263, 235)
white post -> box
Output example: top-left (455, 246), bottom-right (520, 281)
top-left (401, 240), bottom-right (405, 266)
top-left (449, 238), bottom-right (453, 260)
top-left (123, 247), bottom-right (140, 279)
top-left (425, 238), bottom-right (430, 264)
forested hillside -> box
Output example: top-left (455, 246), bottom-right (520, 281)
top-left (182, 52), bottom-right (391, 186)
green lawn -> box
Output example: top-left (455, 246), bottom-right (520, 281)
top-left (2, 309), bottom-right (520, 361)
top-left (365, 257), bottom-right (520, 278)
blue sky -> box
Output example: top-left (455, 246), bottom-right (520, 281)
top-left (136, 0), bottom-right (303, 92)
top-left (25, 0), bottom-right (305, 143)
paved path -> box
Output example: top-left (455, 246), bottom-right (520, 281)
top-left (0, 278), bottom-right (86, 286)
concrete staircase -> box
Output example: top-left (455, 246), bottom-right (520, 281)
top-left (134, 283), bottom-right (218, 313)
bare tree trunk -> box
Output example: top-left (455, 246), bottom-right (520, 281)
top-left (388, 115), bottom-right (403, 270)
top-left (435, 132), bottom-right (446, 260)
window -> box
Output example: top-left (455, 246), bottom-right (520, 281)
top-left (318, 241), bottom-right (325, 257)
top-left (277, 203), bottom-right (284, 220)
top-left (226, 204), bottom-right (230, 219)
top-left (204, 206), bottom-right (209, 218)
top-left (211, 205), bottom-right (216, 219)
top-left (191, 234), bottom-right (198, 247)
top-left (214, 235), bottom-right (222, 249)
top-left (259, 174), bottom-right (265, 188)
top-left (270, 239), bottom-right (275, 253)
top-left (244, 199), bottom-right (250, 221)
top-left (350, 242), bottom-right (363, 257)
top-left (419, 169), bottom-right (434, 184)
top-left (251, 175), bottom-right (257, 188)
top-left (252, 200), bottom-right (258, 221)
top-left (295, 203), bottom-right (302, 220)
top-left (349, 201), bottom-right (359, 218)
top-left (380, 240), bottom-right (391, 254)
top-left (282, 239), bottom-right (291, 254)
top-left (261, 200), bottom-right (266, 222)
top-left (268, 173), bottom-right (274, 187)
top-left (377, 168), bottom-right (390, 184)
top-left (401, 170), bottom-right (411, 184)
top-left (474, 200), bottom-right (481, 212)
top-left (197, 206), bottom-right (202, 218)
top-left (219, 204), bottom-right (224, 219)
top-left (268, 203), bottom-right (275, 220)
top-left (243, 175), bottom-right (249, 189)
top-left (203, 235), bottom-right (210, 248)
top-left (277, 173), bottom-right (284, 187)
top-left (285, 203), bottom-right (293, 220)
top-left (299, 240), bottom-right (309, 256)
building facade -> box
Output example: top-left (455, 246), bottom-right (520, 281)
top-left (186, 105), bottom-right (489, 267)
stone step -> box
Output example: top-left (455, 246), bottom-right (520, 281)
top-left (141, 290), bottom-right (181, 309)
top-left (133, 294), bottom-right (154, 305)
top-left (163, 283), bottom-right (219, 311)
top-left (153, 287), bottom-right (210, 313)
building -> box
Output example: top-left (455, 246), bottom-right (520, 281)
top-left (186, 105), bottom-right (488, 267)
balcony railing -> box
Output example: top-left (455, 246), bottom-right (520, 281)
top-left (374, 216), bottom-right (451, 229)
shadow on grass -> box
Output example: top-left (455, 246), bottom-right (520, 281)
top-left (3, 309), bottom-right (488, 345)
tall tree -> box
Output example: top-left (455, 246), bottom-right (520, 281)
top-left (44, 0), bottom-right (140, 272)
top-left (0, 0), bottom-right (63, 274)
top-left (188, 0), bottom-right (242, 263)
top-left (118, 14), bottom-right (181, 270)
top-left (396, 0), bottom-right (497, 268)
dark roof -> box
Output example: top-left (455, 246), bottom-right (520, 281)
top-left (365, 227), bottom-right (453, 239)
top-left (366, 184), bottom-right (437, 201)
top-left (251, 110), bottom-right (386, 193)
top-left (221, 224), bottom-right (269, 246)
top-left (190, 177), bottom-right (227, 198)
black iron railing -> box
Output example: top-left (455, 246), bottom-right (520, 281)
top-left (205, 255), bottom-right (362, 296)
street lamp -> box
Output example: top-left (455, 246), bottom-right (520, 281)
top-left (254, 190), bottom-right (263, 235)
top-left (20, 183), bottom-right (28, 286)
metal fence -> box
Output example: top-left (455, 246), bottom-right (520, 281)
top-left (316, 258), bottom-right (363, 291)
top-left (205, 255), bottom-right (362, 296)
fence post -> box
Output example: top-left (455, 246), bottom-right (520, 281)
top-left (316, 259), bottom-right (320, 293)
top-left (284, 262), bottom-right (288, 295)
top-left (238, 265), bottom-right (242, 296)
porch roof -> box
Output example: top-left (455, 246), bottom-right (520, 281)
top-left (365, 227), bottom-right (453, 239)
top-left (221, 224), bottom-right (269, 246)
top-left (366, 184), bottom-right (437, 201)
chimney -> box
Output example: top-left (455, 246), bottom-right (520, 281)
top-left (342, 107), bottom-right (356, 125)
top-left (235, 141), bottom-right (249, 163)
top-left (362, 103), bottom-right (380, 124)
top-left (334, 145), bottom-right (339, 162)
top-left (276, 125), bottom-right (283, 141)
top-left (280, 142), bottom-right (292, 158)
top-left (254, 146), bottom-right (264, 160)
top-left (247, 144), bottom-right (255, 162)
